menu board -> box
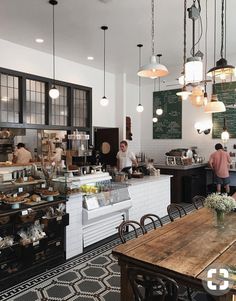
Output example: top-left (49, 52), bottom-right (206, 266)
top-left (153, 89), bottom-right (182, 139)
top-left (212, 82), bottom-right (236, 138)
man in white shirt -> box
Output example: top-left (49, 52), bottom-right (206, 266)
top-left (13, 143), bottom-right (32, 164)
top-left (116, 140), bottom-right (137, 172)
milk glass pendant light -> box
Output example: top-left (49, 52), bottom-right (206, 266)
top-left (184, 0), bottom-right (203, 84)
top-left (137, 0), bottom-right (168, 79)
top-left (176, 0), bottom-right (192, 101)
top-left (49, 0), bottom-right (59, 99)
top-left (136, 44), bottom-right (144, 113)
top-left (221, 117), bottom-right (229, 143)
top-left (100, 26), bottom-right (109, 106)
top-left (207, 0), bottom-right (234, 82)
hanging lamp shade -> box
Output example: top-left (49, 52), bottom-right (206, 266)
top-left (207, 58), bottom-right (234, 80)
top-left (176, 86), bottom-right (192, 101)
top-left (138, 55), bottom-right (168, 79)
top-left (136, 104), bottom-right (144, 112)
top-left (189, 86), bottom-right (204, 107)
top-left (185, 57), bottom-right (203, 84)
top-left (204, 94), bottom-right (226, 113)
top-left (221, 129), bottom-right (229, 142)
top-left (137, 0), bottom-right (168, 79)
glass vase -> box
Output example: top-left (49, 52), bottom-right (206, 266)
top-left (215, 210), bottom-right (225, 229)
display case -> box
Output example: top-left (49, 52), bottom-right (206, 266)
top-left (0, 166), bottom-right (69, 291)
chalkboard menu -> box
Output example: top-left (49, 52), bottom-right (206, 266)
top-left (212, 82), bottom-right (236, 138)
top-left (153, 89), bottom-right (182, 139)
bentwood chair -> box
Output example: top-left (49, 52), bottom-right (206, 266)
top-left (127, 267), bottom-right (180, 301)
top-left (117, 220), bottom-right (146, 244)
top-left (192, 195), bottom-right (205, 210)
top-left (167, 204), bottom-right (187, 222)
top-left (140, 214), bottom-right (163, 233)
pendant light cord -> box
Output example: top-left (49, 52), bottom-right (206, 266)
top-left (204, 0), bottom-right (208, 91)
top-left (220, 0), bottom-right (225, 59)
top-left (151, 0), bottom-right (155, 55)
top-left (183, 0), bottom-right (187, 86)
top-left (52, 3), bottom-right (56, 85)
top-left (137, 44), bottom-right (143, 105)
top-left (103, 28), bottom-right (106, 97)
top-left (213, 0), bottom-right (216, 91)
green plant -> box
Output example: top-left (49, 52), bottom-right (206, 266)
top-left (204, 193), bottom-right (236, 213)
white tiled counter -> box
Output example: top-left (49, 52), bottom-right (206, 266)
top-left (128, 175), bottom-right (172, 221)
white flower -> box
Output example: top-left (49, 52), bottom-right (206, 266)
top-left (204, 193), bottom-right (236, 213)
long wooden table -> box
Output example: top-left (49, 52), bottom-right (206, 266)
top-left (112, 208), bottom-right (236, 301)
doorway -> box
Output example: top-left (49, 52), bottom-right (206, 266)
top-left (94, 127), bottom-right (119, 167)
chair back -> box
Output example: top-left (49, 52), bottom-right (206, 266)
top-left (140, 214), bottom-right (163, 233)
top-left (192, 195), bottom-right (205, 210)
top-left (127, 267), bottom-right (179, 301)
top-left (167, 204), bottom-right (187, 222)
top-left (117, 220), bottom-right (145, 244)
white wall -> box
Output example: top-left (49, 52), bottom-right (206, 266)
top-left (0, 39), bottom-right (116, 129)
top-left (140, 83), bottom-right (236, 164)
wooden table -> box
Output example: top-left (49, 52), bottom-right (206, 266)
top-left (112, 208), bottom-right (236, 301)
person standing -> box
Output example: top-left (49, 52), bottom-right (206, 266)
top-left (13, 143), bottom-right (33, 164)
top-left (208, 143), bottom-right (231, 194)
top-left (116, 140), bottom-right (137, 173)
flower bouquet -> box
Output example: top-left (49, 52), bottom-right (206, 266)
top-left (204, 193), bottom-right (236, 228)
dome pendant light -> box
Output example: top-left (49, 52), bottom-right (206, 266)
top-left (49, 0), bottom-right (59, 99)
top-left (176, 0), bottom-right (192, 101)
top-left (136, 44), bottom-right (144, 113)
top-left (207, 0), bottom-right (234, 82)
top-left (137, 0), bottom-right (168, 79)
top-left (204, 0), bottom-right (225, 113)
top-left (184, 1), bottom-right (203, 85)
top-left (100, 26), bottom-right (109, 106)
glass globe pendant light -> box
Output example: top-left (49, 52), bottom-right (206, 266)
top-left (136, 44), bottom-right (144, 113)
top-left (49, 0), bottom-right (59, 99)
top-left (100, 26), bottom-right (109, 106)
top-left (137, 0), bottom-right (168, 79)
top-left (221, 117), bottom-right (229, 143)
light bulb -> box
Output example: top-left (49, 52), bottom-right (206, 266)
top-left (100, 96), bottom-right (109, 106)
top-left (221, 130), bottom-right (229, 142)
top-left (49, 87), bottom-right (59, 99)
top-left (156, 108), bottom-right (163, 115)
top-left (136, 104), bottom-right (144, 112)
top-left (220, 72), bottom-right (226, 80)
top-left (152, 117), bottom-right (158, 123)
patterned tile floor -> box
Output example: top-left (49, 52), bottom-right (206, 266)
top-left (0, 202), bottom-right (212, 301)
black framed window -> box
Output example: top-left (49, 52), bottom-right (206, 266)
top-left (73, 89), bottom-right (88, 127)
top-left (26, 79), bottom-right (45, 125)
top-left (51, 85), bottom-right (68, 126)
top-left (0, 74), bottom-right (19, 123)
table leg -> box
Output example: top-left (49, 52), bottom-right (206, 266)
top-left (119, 261), bottom-right (133, 301)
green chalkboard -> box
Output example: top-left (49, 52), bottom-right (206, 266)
top-left (212, 82), bottom-right (236, 139)
top-left (153, 89), bottom-right (182, 139)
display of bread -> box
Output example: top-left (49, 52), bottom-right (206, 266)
top-left (40, 189), bottom-right (59, 196)
top-left (15, 177), bottom-right (24, 183)
top-left (31, 194), bottom-right (41, 202)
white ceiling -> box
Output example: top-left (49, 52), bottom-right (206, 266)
top-left (0, 0), bottom-right (236, 85)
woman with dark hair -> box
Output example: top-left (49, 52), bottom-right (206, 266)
top-left (209, 143), bottom-right (231, 194)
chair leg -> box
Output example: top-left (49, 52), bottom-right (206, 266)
top-left (187, 287), bottom-right (193, 301)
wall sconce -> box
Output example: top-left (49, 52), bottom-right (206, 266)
top-left (194, 121), bottom-right (212, 135)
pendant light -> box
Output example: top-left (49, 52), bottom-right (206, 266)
top-left (184, 0), bottom-right (203, 85)
top-left (204, 0), bottom-right (226, 113)
top-left (207, 0), bottom-right (234, 82)
top-left (177, 0), bottom-right (192, 101)
top-left (49, 0), bottom-right (59, 99)
top-left (100, 26), bottom-right (109, 106)
top-left (155, 54), bottom-right (163, 115)
top-left (137, 0), bottom-right (168, 79)
top-left (189, 85), bottom-right (204, 107)
top-left (221, 117), bottom-right (229, 143)
top-left (136, 44), bottom-right (144, 113)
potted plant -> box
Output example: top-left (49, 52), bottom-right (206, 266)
top-left (204, 193), bottom-right (236, 228)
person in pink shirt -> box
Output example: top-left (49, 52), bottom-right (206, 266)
top-left (209, 143), bottom-right (231, 194)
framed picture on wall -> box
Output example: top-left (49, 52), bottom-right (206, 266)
top-left (153, 89), bottom-right (182, 139)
